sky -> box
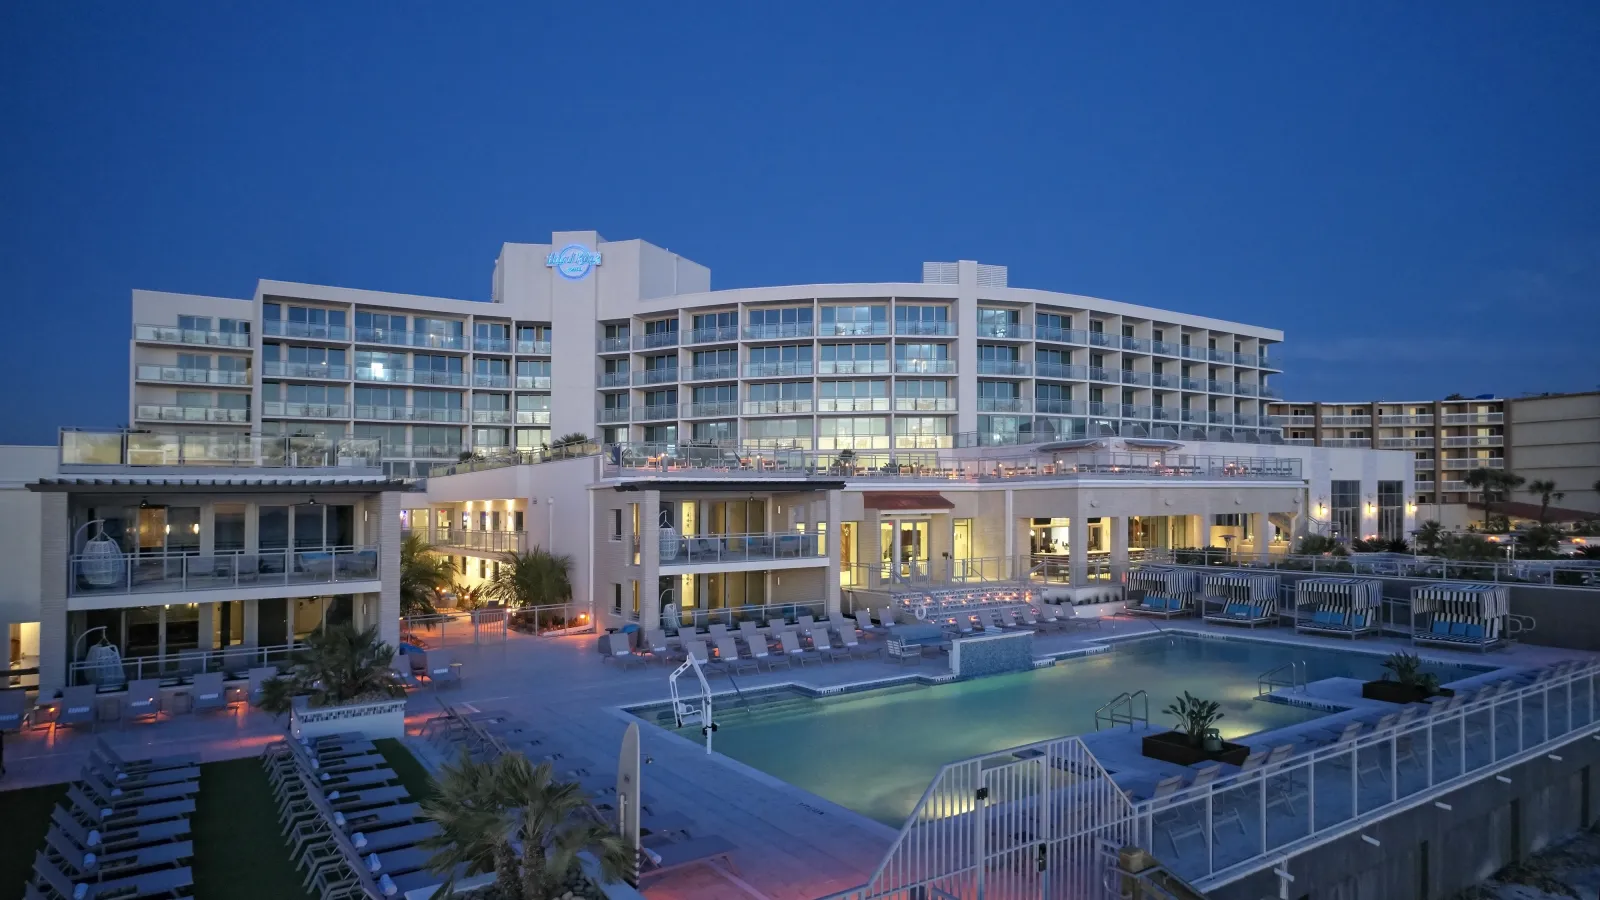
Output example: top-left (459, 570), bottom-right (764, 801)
top-left (1, 2), bottom-right (1596, 444)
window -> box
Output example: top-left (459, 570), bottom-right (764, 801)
top-left (977, 308), bottom-right (1020, 333)
top-left (1330, 480), bottom-right (1361, 540)
top-left (692, 384), bottom-right (736, 403)
top-left (746, 418), bottom-right (811, 448)
top-left (643, 318), bottom-right (679, 335)
top-left (1378, 480), bottom-right (1405, 542)
top-left (643, 353), bottom-right (677, 372)
top-left (693, 311), bottom-right (735, 330)
top-left (895, 380), bottom-right (948, 398)
top-left (820, 305), bottom-right (887, 335)
top-left (692, 348), bottom-right (736, 367)
top-left (894, 416), bottom-right (949, 448)
top-left (692, 421), bottom-right (735, 443)
top-left (817, 417), bottom-right (888, 450)
top-left (978, 345), bottom-right (1019, 362)
top-left (747, 307), bottom-right (813, 327)
top-left (1035, 312), bottom-right (1072, 338)
top-left (219, 318), bottom-right (250, 337)
top-left (978, 381), bottom-right (1019, 399)
top-left (643, 389), bottom-right (677, 408)
top-left (179, 315), bottom-right (213, 332)
top-left (604, 323), bottom-right (630, 341)
top-left (613, 583), bottom-right (623, 613)
top-left (747, 381), bottom-right (811, 402)
top-left (895, 305), bottom-right (950, 334)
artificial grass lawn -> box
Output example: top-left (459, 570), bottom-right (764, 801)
top-left (376, 737), bottom-right (437, 802)
top-left (194, 758), bottom-right (314, 900)
top-left (0, 782), bottom-right (67, 900)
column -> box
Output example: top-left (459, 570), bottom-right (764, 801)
top-left (37, 492), bottom-right (69, 695)
top-left (198, 603), bottom-right (215, 652)
top-left (1249, 511), bottom-right (1270, 557)
top-left (1003, 488), bottom-right (1015, 580)
top-left (243, 600), bottom-right (260, 646)
top-left (824, 489), bottom-right (842, 620)
top-left (1200, 510), bottom-right (1216, 550)
top-left (1068, 508), bottom-right (1088, 587)
top-left (1110, 515), bottom-right (1129, 582)
top-left (639, 490), bottom-right (662, 629)
top-left (376, 491), bottom-right (402, 648)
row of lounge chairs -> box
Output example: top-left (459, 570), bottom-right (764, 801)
top-left (16, 670), bottom-right (277, 735)
top-left (28, 738), bottom-right (199, 899)
top-left (419, 706), bottom-right (740, 885)
top-left (262, 731), bottom-right (440, 898)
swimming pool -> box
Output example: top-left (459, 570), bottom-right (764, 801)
top-left (631, 634), bottom-right (1489, 826)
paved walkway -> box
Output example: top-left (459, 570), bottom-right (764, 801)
top-left (3, 616), bottom-right (1592, 900)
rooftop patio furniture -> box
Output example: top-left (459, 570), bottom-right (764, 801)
top-left (246, 666), bottom-right (279, 705)
top-left (0, 687), bottom-right (29, 732)
top-left (765, 616), bottom-right (790, 633)
top-left (683, 639), bottom-right (713, 666)
top-left (1200, 572), bottom-right (1281, 628)
top-left (44, 825), bottom-right (193, 878)
top-left (66, 787), bottom-right (194, 828)
top-left (119, 679), bottom-right (162, 726)
top-left (33, 851), bottom-right (193, 900)
top-left (853, 609), bottom-right (880, 634)
top-left (778, 631), bottom-right (818, 666)
top-left (190, 672), bottom-right (232, 715)
top-left (329, 786), bottom-right (410, 813)
top-left (637, 834), bottom-right (739, 885)
top-left (836, 627), bottom-right (874, 660)
top-left (796, 614), bottom-right (815, 631)
top-left (745, 635), bottom-right (787, 671)
top-left (712, 637), bottom-right (756, 675)
top-left (706, 623), bottom-right (730, 641)
top-left (55, 685), bottom-right (98, 733)
top-left (603, 634), bottom-right (644, 670)
top-left (91, 738), bottom-right (200, 774)
top-left (643, 629), bottom-right (680, 664)
top-left (336, 802), bottom-right (421, 832)
top-left (362, 844), bottom-right (432, 877)
top-left (50, 805), bottom-right (188, 854)
top-left (1124, 566), bottom-right (1197, 618)
top-left (348, 821), bottom-right (441, 854)
top-left (82, 769), bottom-right (199, 810)
top-left (425, 656), bottom-right (461, 688)
top-left (1294, 577), bottom-right (1383, 639)
top-left (808, 627), bottom-right (844, 662)
top-left (1411, 582), bottom-right (1509, 652)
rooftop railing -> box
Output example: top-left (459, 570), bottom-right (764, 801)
top-left (430, 529), bottom-right (527, 554)
top-left (69, 546), bottom-right (380, 597)
top-left (1149, 548), bottom-right (1600, 587)
top-left (61, 429), bottom-right (382, 469)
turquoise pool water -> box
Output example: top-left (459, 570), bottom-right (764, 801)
top-left (633, 634), bottom-right (1489, 826)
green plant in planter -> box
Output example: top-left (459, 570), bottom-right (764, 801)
top-left (259, 623), bottom-right (406, 715)
top-left (1162, 691), bottom-right (1224, 747)
top-left (1379, 651), bottom-right (1440, 695)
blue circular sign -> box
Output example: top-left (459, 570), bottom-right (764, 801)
top-left (547, 244), bottom-right (602, 280)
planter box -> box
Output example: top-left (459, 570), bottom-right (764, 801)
top-left (290, 695), bottom-right (406, 741)
top-left (1141, 730), bottom-right (1250, 767)
top-left (1360, 680), bottom-right (1454, 705)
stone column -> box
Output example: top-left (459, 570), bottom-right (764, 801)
top-left (824, 489), bottom-right (842, 620)
top-left (37, 492), bottom-right (69, 695)
top-left (1110, 515), bottom-right (1129, 582)
top-left (1200, 510), bottom-right (1216, 550)
top-left (1068, 506), bottom-right (1088, 588)
top-left (640, 490), bottom-right (662, 629)
top-left (1003, 488), bottom-right (1015, 579)
top-left (1250, 511), bottom-right (1270, 557)
top-left (377, 491), bottom-right (402, 648)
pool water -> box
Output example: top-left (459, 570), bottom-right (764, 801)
top-left (637, 634), bottom-right (1488, 826)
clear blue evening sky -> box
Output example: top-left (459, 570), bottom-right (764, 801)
top-left (1, 3), bottom-right (1596, 443)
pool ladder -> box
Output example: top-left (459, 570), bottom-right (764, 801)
top-left (1094, 690), bottom-right (1149, 731)
top-left (1257, 660), bottom-right (1308, 697)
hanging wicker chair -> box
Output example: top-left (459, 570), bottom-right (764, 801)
top-left (659, 525), bottom-right (682, 561)
top-left (84, 639), bottom-right (126, 687)
top-left (80, 521), bottom-right (125, 587)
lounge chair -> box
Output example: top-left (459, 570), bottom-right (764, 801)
top-left (407, 651), bottom-right (429, 680)
top-left (348, 822), bottom-right (441, 853)
top-left (796, 614), bottom-right (815, 631)
top-left (637, 835), bottom-right (739, 884)
top-left (426, 656), bottom-right (460, 688)
top-left (55, 685), bottom-right (98, 733)
top-left (765, 616), bottom-right (789, 633)
top-left (643, 629), bottom-right (679, 664)
top-left (120, 679), bottom-right (161, 726)
top-left (808, 627), bottom-right (844, 662)
top-left (82, 769), bottom-right (198, 808)
top-left (706, 623), bottom-right (730, 641)
top-left (603, 634), bottom-right (644, 670)
top-left (853, 609), bottom-right (880, 635)
top-left (778, 631), bottom-right (818, 666)
top-left (745, 636), bottom-right (787, 671)
top-left (836, 628), bottom-right (874, 660)
top-left (33, 852), bottom-right (193, 900)
top-left (999, 608), bottom-right (1026, 629)
top-left (714, 637), bottom-right (758, 675)
top-left (66, 787), bottom-right (194, 828)
top-left (91, 738), bottom-right (199, 774)
top-left (44, 826), bottom-right (193, 877)
top-left (247, 666), bottom-right (279, 705)
top-left (189, 672), bottom-right (231, 715)
top-left (736, 620), bottom-right (766, 645)
top-left (683, 640), bottom-right (713, 667)
top-left (50, 806), bottom-right (188, 853)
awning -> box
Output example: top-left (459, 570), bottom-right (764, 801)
top-left (863, 491), bottom-right (955, 511)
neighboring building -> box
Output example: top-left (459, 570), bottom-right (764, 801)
top-left (1267, 397), bottom-right (1506, 530)
top-left (131, 231), bottom-right (1290, 481)
top-left (1506, 391), bottom-right (1600, 518)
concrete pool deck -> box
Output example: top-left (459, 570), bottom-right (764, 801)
top-left (2, 616), bottom-right (1593, 900)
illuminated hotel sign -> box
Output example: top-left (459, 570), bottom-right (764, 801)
top-left (545, 244), bottom-right (603, 280)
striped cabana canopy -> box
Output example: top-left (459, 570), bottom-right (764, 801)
top-left (1201, 570), bottom-right (1279, 602)
top-left (1295, 577), bottom-right (1383, 610)
top-left (1411, 582), bottom-right (1510, 618)
top-left (1127, 566), bottom-right (1195, 595)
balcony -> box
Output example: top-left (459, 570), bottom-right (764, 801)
top-left (976, 323), bottom-right (1030, 340)
top-left (1207, 348), bottom-right (1231, 363)
top-left (743, 399), bottom-right (814, 415)
top-left (515, 409), bottom-right (551, 425)
top-left (134, 324), bottom-right (251, 348)
top-left (514, 375), bottom-right (552, 390)
top-left (743, 323), bottom-right (814, 340)
top-left (1121, 404), bottom-right (1153, 419)
top-left (597, 336), bottom-right (631, 353)
top-left (411, 370), bottom-right (468, 387)
top-left (1034, 398), bottom-right (1085, 415)
top-left (632, 405), bottom-right (678, 422)
top-left (681, 363), bottom-right (738, 382)
top-left (684, 325), bottom-right (740, 345)
top-left (433, 530), bottom-right (527, 555)
top-left (1322, 438), bottom-right (1372, 448)
top-left (1035, 327), bottom-right (1087, 345)
top-left (975, 398), bottom-right (1025, 413)
top-left (1120, 370), bottom-right (1152, 386)
top-left (894, 359), bottom-right (955, 375)
top-left (1151, 407), bottom-right (1179, 423)
top-left (390, 444), bottom-right (463, 460)
top-left (817, 359), bottom-right (891, 375)
top-left (632, 368), bottom-right (679, 386)
top-left (1442, 435), bottom-right (1503, 448)
top-left (1443, 457), bottom-right (1505, 470)
top-left (598, 371), bottom-right (631, 388)
top-left (136, 405), bottom-right (250, 424)
top-left (1150, 373), bottom-right (1180, 389)
top-left (352, 405), bottom-right (465, 423)
top-left (1379, 415), bottom-right (1434, 426)
top-left (471, 409), bottom-right (513, 424)
top-left (69, 547), bottom-right (380, 599)
top-left (661, 532), bottom-right (825, 567)
top-left (136, 365), bottom-right (252, 386)
top-left (1205, 380), bottom-right (1232, 394)
top-left (1036, 363), bottom-right (1088, 381)
top-left (1413, 458), bottom-right (1435, 469)
top-left (1321, 415), bottom-right (1373, 426)
top-left (1207, 411), bottom-right (1235, 425)
top-left (1415, 480), bottom-right (1435, 492)
top-left (474, 337), bottom-right (512, 353)
top-left (515, 339), bottom-right (553, 355)
top-left (894, 322), bottom-right (955, 337)
top-left (262, 402), bottom-right (350, 419)
top-left (1442, 412), bottom-right (1503, 425)
top-left (1441, 480), bottom-right (1469, 493)
top-left (1120, 336), bottom-right (1152, 352)
top-left (1258, 385), bottom-right (1282, 399)
top-left (1179, 345), bottom-right (1206, 361)
top-left (1233, 383), bottom-right (1258, 397)
top-left (682, 401), bottom-right (739, 418)
top-left (1089, 367), bottom-right (1116, 383)
top-left (1283, 415), bottom-right (1316, 426)
top-left (1377, 437), bottom-right (1432, 449)
top-left (819, 322), bottom-right (891, 337)
top-left (1087, 331), bottom-right (1116, 348)
top-left (60, 430), bottom-right (383, 470)
top-left (633, 331), bottom-right (680, 350)
top-left (743, 361), bottom-right (815, 378)
top-left (894, 435), bottom-right (954, 450)
top-left (817, 397), bottom-right (890, 413)
top-left (261, 362), bottom-right (345, 381)
top-left (894, 397), bottom-right (955, 412)
top-left (1180, 377), bottom-right (1206, 391)
top-left (1087, 401), bottom-right (1118, 417)
top-left (977, 360), bottom-right (1030, 377)
top-left (1151, 340), bottom-right (1181, 356)
top-left (598, 407), bottom-right (630, 424)
top-left (472, 373), bottom-right (511, 389)
top-left (1284, 438), bottom-right (1316, 446)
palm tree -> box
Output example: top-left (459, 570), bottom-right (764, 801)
top-left (400, 532), bottom-right (456, 618)
top-left (258, 624), bottom-right (405, 715)
top-left (485, 548), bottom-right (574, 609)
top-left (1526, 479), bottom-right (1564, 524)
top-left (1414, 520), bottom-right (1445, 556)
top-left (420, 752), bottom-right (633, 900)
top-left (1463, 468), bottom-right (1524, 530)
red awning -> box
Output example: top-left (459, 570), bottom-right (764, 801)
top-left (862, 491), bottom-right (955, 511)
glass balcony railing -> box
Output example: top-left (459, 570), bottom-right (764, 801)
top-left (1086, 331), bottom-right (1116, 348)
top-left (60, 429), bottom-right (382, 469)
top-left (1151, 407), bottom-right (1180, 422)
top-left (662, 532), bottom-right (824, 567)
top-left (684, 326), bottom-right (739, 345)
top-left (1035, 398), bottom-right (1085, 416)
top-left (632, 368), bottom-right (679, 386)
top-left (514, 375), bottom-right (552, 390)
top-left (1149, 373), bottom-right (1180, 388)
top-left (976, 360), bottom-right (1030, 376)
top-left (598, 336), bottom-right (631, 353)
top-left (1035, 363), bottom-right (1087, 380)
top-left (470, 409), bottom-right (512, 424)
top-left (634, 331), bottom-right (680, 350)
top-left (353, 327), bottom-right (465, 350)
top-left (136, 365), bottom-right (252, 386)
top-left (515, 339), bottom-right (553, 355)
top-left (474, 337), bottom-right (512, 353)
top-left (1034, 327), bottom-right (1087, 345)
top-left (894, 359), bottom-right (955, 375)
top-left (1179, 345), bottom-right (1206, 360)
top-left (135, 324), bottom-right (251, 348)
top-left (1120, 335), bottom-right (1151, 352)
top-left (261, 362), bottom-right (347, 380)
top-left (472, 373), bottom-right (511, 389)
top-left (515, 409), bottom-right (551, 425)
top-left (430, 530), bottom-right (528, 554)
top-left (682, 401), bottom-right (739, 418)
top-left (816, 397), bottom-right (890, 413)
top-left (682, 364), bottom-right (739, 382)
top-left (355, 367), bottom-right (414, 384)
top-left (135, 405), bottom-right (250, 424)
top-left (743, 361), bottom-right (815, 378)
top-left (817, 359), bottom-right (891, 375)
top-left (261, 401), bottom-right (350, 419)
top-left (266, 321), bottom-right (352, 342)
top-left (352, 405), bottom-right (465, 423)
top-left (977, 397), bottom-right (1026, 413)
top-left (598, 407), bottom-right (630, 423)
top-left (818, 322), bottom-right (891, 337)
top-left (389, 443), bottom-right (463, 460)
top-left (598, 371), bottom-right (631, 388)
top-left (1089, 367), bottom-right (1116, 383)
top-left (743, 399), bottom-right (814, 415)
top-left (1151, 340), bottom-right (1181, 356)
top-left (632, 405), bottom-right (678, 422)
top-left (976, 323), bottom-right (1030, 339)
top-left (1120, 370), bottom-right (1152, 386)
top-left (743, 323), bottom-right (815, 340)
top-left (894, 321), bottom-right (955, 337)
top-left (893, 397), bottom-right (955, 412)
top-left (69, 547), bottom-right (380, 597)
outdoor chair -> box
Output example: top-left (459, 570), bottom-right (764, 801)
top-left (407, 651), bottom-right (429, 679)
top-left (714, 637), bottom-right (759, 675)
top-left (602, 634), bottom-right (643, 670)
top-left (425, 656), bottom-right (460, 688)
top-left (737, 620), bottom-right (767, 647)
top-left (120, 679), bottom-right (162, 726)
top-left (778, 631), bottom-right (818, 666)
top-left (808, 627), bottom-right (845, 662)
top-left (247, 666), bottom-right (279, 705)
top-left (92, 737), bottom-right (200, 773)
top-left (874, 608), bottom-right (897, 629)
top-left (82, 768), bottom-right (199, 809)
top-left (683, 640), bottom-right (714, 667)
top-left (189, 672), bottom-right (231, 715)
top-left (836, 628), bottom-right (874, 660)
top-left (853, 609), bottom-right (879, 635)
top-left (706, 623), bottom-right (731, 641)
top-left (50, 805), bottom-right (189, 854)
top-left (745, 635), bottom-right (787, 671)
top-left (765, 616), bottom-right (790, 633)
top-left (643, 629), bottom-right (679, 664)
top-left (0, 687), bottom-right (27, 733)
top-left (796, 614), bottom-right (815, 631)
top-left (33, 852), bottom-right (193, 900)
top-left (55, 685), bottom-right (98, 733)
top-left (637, 834), bottom-right (740, 885)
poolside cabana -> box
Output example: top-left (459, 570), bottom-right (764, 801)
top-left (1199, 571), bottom-right (1280, 627)
top-left (1124, 566), bottom-right (1196, 618)
top-left (1293, 577), bottom-right (1383, 639)
top-left (1410, 582), bottom-right (1509, 652)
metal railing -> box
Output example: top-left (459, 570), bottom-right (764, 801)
top-left (598, 336), bottom-right (631, 353)
top-left (134, 324), bottom-right (251, 347)
top-left (136, 365), bottom-right (253, 385)
top-left (682, 400), bottom-right (739, 418)
top-left (893, 359), bottom-right (956, 374)
top-left (894, 397), bottom-right (956, 412)
top-left (976, 360), bottom-right (1031, 376)
top-left (136, 404), bottom-right (250, 423)
top-left (633, 330), bottom-right (680, 350)
top-left (352, 326), bottom-right (466, 349)
top-left (430, 530), bottom-right (527, 554)
top-left (682, 363), bottom-right (738, 381)
top-left (1146, 549), bottom-right (1600, 588)
top-left (515, 339), bottom-right (553, 354)
top-left (68, 640), bottom-right (298, 687)
top-left (894, 321), bottom-right (955, 336)
top-left (351, 405), bottom-right (466, 423)
top-left (1094, 690), bottom-right (1149, 730)
top-left (743, 361), bottom-right (815, 378)
top-left (69, 547), bottom-right (380, 596)
top-left (975, 323), bottom-right (1030, 339)
top-left (262, 401), bottom-right (349, 419)
top-left (817, 359), bottom-right (892, 375)
top-left (1257, 660), bottom-right (1307, 697)
top-left (1442, 412), bottom-right (1503, 425)
top-left (474, 336), bottom-right (512, 353)
top-left (819, 322), bottom-right (891, 337)
top-left (1443, 435), bottom-right (1503, 447)
top-left (743, 323), bottom-right (815, 340)
top-left (61, 430), bottom-right (382, 469)
top-left (742, 398), bottom-right (814, 415)
top-left (684, 325), bottom-right (739, 344)
top-left (632, 367), bottom-right (679, 385)
top-left (661, 531), bottom-right (824, 565)
top-left (651, 599), bottom-right (828, 633)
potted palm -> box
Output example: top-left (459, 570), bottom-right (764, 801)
top-left (1141, 692), bottom-right (1250, 766)
top-left (1362, 652), bottom-right (1453, 704)
top-left (259, 624), bottom-right (408, 740)
top-left (421, 751), bottom-right (633, 899)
